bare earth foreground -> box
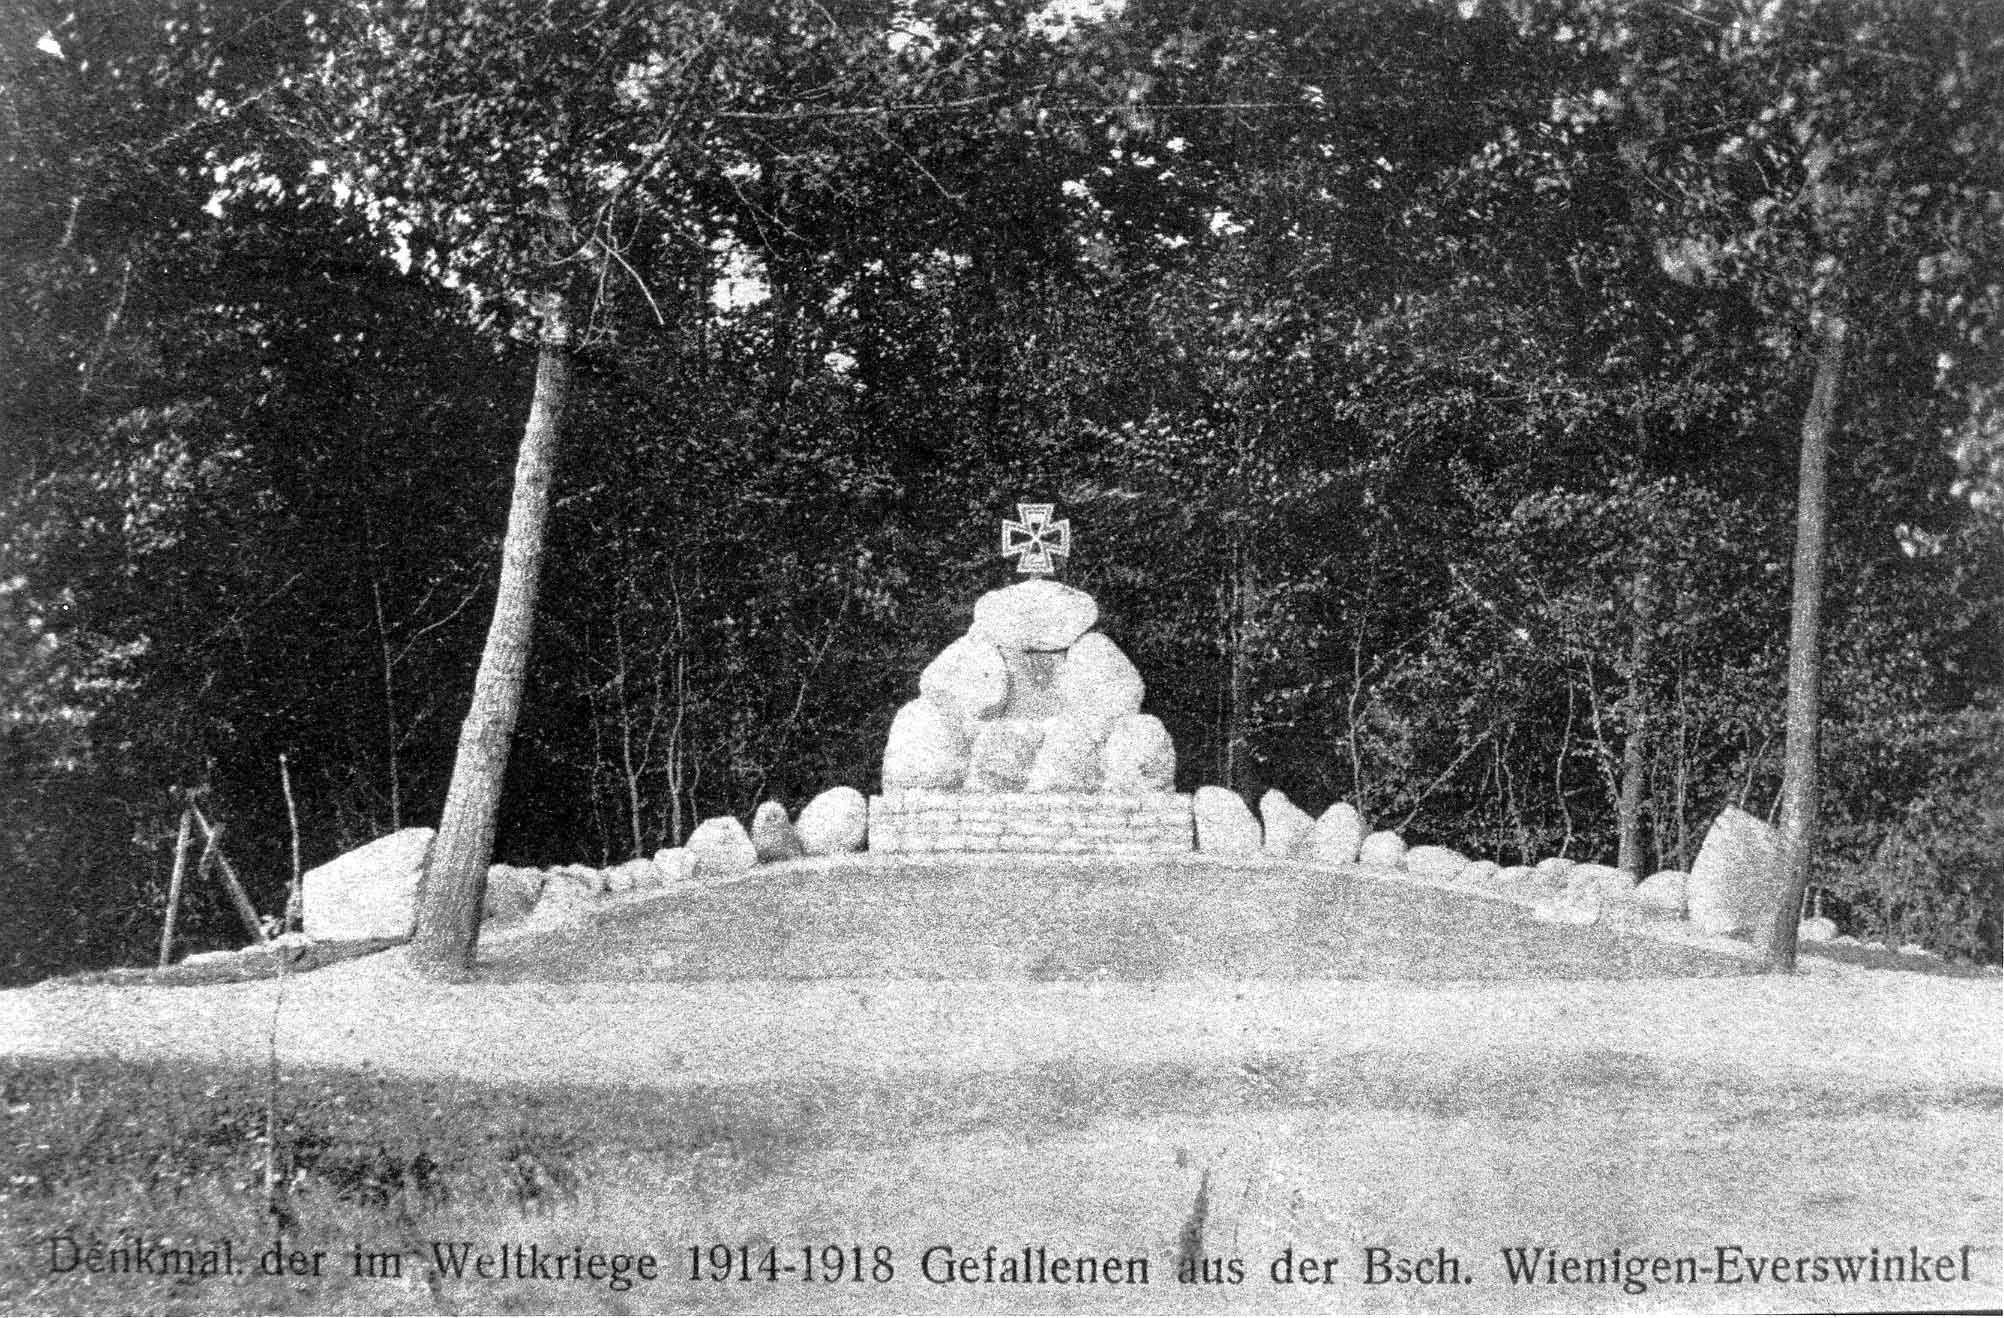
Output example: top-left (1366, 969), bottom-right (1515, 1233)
top-left (2, 856), bottom-right (1998, 1314)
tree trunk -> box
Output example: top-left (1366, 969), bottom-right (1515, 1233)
top-left (1222, 542), bottom-right (1256, 791)
top-left (409, 294), bottom-right (572, 977)
top-left (1673, 674), bottom-right (1692, 870)
top-left (1765, 312), bottom-right (1847, 972)
top-left (1615, 568), bottom-right (1656, 875)
top-left (365, 553), bottom-right (402, 831)
top-left (667, 576), bottom-right (689, 847)
top-left (612, 614), bottom-right (646, 861)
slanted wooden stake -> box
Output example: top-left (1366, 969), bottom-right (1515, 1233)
top-left (190, 803), bottom-right (270, 945)
top-left (158, 808), bottom-right (194, 969)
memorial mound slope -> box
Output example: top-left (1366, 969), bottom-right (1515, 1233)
top-left (482, 855), bottom-right (1758, 984)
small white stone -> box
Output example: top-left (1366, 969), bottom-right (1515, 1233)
top-left (1259, 790), bottom-right (1318, 859)
top-left (797, 787), bottom-right (868, 855)
top-left (1194, 786), bottom-right (1262, 854)
top-left (605, 857), bottom-right (662, 892)
top-left (651, 847), bottom-right (697, 883)
top-left (1567, 863), bottom-right (1636, 903)
top-left (1635, 869), bottom-right (1688, 913)
top-left (484, 864), bottom-right (545, 920)
top-left (1455, 859), bottom-right (1500, 887)
top-left (1357, 830), bottom-right (1406, 869)
top-left (1402, 844), bottom-right (1468, 879)
top-left (1313, 802), bottom-right (1365, 865)
top-left (686, 816), bottom-right (757, 881)
top-left (751, 801), bottom-right (806, 863)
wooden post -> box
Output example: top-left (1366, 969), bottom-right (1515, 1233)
top-left (158, 809), bottom-right (194, 969)
top-left (190, 803), bottom-right (270, 945)
top-left (280, 753), bottom-right (303, 933)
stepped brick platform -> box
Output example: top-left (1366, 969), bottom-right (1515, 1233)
top-left (868, 789), bottom-right (1194, 855)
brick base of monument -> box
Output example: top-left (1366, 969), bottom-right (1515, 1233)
top-left (868, 789), bottom-right (1194, 855)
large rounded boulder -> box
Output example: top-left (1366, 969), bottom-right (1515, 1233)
top-left (1051, 632), bottom-right (1144, 725)
top-left (795, 787), bottom-right (868, 855)
top-left (1026, 719), bottom-right (1105, 792)
top-left (919, 634), bottom-right (1010, 722)
top-left (969, 578), bottom-right (1098, 652)
top-left (882, 697), bottom-right (968, 790)
top-left (1101, 714), bottom-right (1176, 793)
top-left (965, 719), bottom-right (1044, 793)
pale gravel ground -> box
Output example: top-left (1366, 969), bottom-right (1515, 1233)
top-left (3, 867), bottom-right (1998, 1314)
top-left (2, 931), bottom-right (1995, 1097)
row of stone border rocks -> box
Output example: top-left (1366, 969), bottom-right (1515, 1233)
top-left (1188, 787), bottom-right (1899, 952)
top-left (482, 787), bottom-right (874, 927)
top-left (296, 782), bottom-right (1915, 957)
top-left (294, 789), bottom-right (873, 942)
top-left (481, 784), bottom-right (1199, 926)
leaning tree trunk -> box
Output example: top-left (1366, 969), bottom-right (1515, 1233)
top-left (1766, 312), bottom-right (1848, 972)
top-left (410, 293), bottom-right (572, 977)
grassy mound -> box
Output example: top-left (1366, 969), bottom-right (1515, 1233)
top-left (482, 857), bottom-right (1758, 984)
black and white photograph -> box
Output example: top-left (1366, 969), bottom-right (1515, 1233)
top-left (1, 0), bottom-right (1998, 1311)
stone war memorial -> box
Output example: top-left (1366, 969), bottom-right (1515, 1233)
top-left (6, 504), bottom-right (1995, 1316)
top-left (294, 503), bottom-right (1823, 956)
top-left (873, 506), bottom-right (1191, 856)
top-left (5, 0), bottom-right (1997, 1306)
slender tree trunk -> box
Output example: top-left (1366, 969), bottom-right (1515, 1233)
top-left (666, 571), bottom-right (690, 845)
top-left (613, 615), bottom-right (646, 861)
top-left (1223, 543), bottom-right (1256, 791)
top-left (1673, 674), bottom-right (1692, 870)
top-left (1554, 683), bottom-right (1577, 856)
top-left (365, 553), bottom-right (402, 831)
top-left (1616, 568), bottom-right (1656, 874)
top-left (410, 293), bottom-right (572, 977)
top-left (1766, 313), bottom-right (1847, 971)
top-left (1345, 621), bottom-right (1368, 809)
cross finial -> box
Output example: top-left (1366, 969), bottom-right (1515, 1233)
top-left (1001, 502), bottom-right (1071, 576)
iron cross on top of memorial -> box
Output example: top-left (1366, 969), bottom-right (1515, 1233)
top-left (1000, 503), bottom-right (1071, 576)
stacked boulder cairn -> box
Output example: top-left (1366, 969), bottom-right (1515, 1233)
top-left (872, 578), bottom-right (1192, 855)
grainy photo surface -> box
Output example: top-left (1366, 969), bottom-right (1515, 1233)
top-left (1, 0), bottom-right (1999, 1313)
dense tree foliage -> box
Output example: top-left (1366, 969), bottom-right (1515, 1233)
top-left (2, 0), bottom-right (1997, 982)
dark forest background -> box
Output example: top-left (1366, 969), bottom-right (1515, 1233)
top-left (2, 0), bottom-right (1998, 983)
